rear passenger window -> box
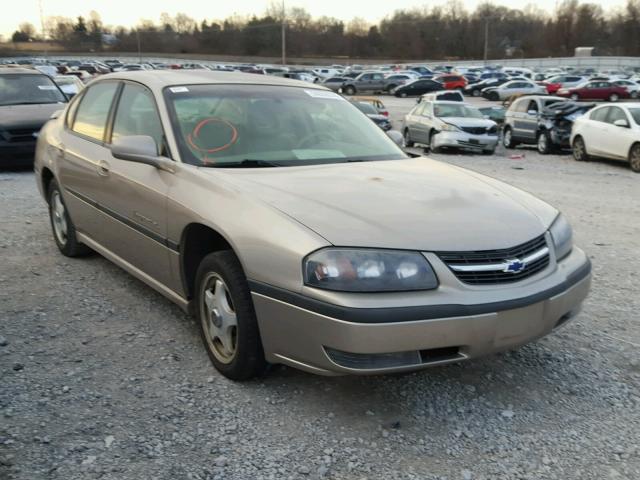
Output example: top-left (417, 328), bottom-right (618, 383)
top-left (111, 83), bottom-right (164, 154)
top-left (590, 107), bottom-right (609, 122)
top-left (606, 107), bottom-right (627, 125)
top-left (512, 100), bottom-right (528, 113)
top-left (72, 82), bottom-right (119, 141)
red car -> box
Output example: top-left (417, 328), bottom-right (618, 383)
top-left (433, 74), bottom-right (467, 90)
top-left (539, 75), bottom-right (587, 94)
top-left (556, 81), bottom-right (629, 102)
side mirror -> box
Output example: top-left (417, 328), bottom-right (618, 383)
top-left (386, 130), bottom-right (404, 147)
top-left (613, 119), bottom-right (629, 128)
top-left (111, 135), bottom-right (175, 172)
top-left (527, 110), bottom-right (538, 115)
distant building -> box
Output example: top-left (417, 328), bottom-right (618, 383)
top-left (575, 47), bottom-right (595, 57)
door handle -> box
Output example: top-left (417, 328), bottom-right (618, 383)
top-left (97, 160), bottom-right (111, 177)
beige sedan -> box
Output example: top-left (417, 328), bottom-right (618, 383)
top-left (35, 71), bottom-right (591, 380)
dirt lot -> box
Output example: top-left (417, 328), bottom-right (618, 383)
top-left (1, 97), bottom-right (639, 480)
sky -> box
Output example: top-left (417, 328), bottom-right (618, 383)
top-left (0, 0), bottom-right (628, 38)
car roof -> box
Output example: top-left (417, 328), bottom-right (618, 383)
top-left (90, 70), bottom-right (323, 92)
top-left (514, 95), bottom-right (565, 102)
top-left (0, 67), bottom-right (46, 75)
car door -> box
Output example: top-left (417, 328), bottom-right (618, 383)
top-left (600, 106), bottom-right (634, 159)
top-left (582, 107), bottom-right (610, 155)
top-left (370, 73), bottom-right (385, 91)
top-left (358, 74), bottom-right (373, 91)
top-left (509, 98), bottom-right (529, 140)
top-left (94, 81), bottom-right (175, 288)
top-left (58, 80), bottom-right (121, 240)
top-left (405, 102), bottom-right (426, 142)
top-left (519, 99), bottom-right (540, 142)
top-left (417, 102), bottom-right (435, 143)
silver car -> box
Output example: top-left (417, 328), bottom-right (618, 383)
top-left (402, 101), bottom-right (499, 154)
top-left (35, 71), bottom-right (591, 379)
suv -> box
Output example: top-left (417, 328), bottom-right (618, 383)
top-left (502, 95), bottom-right (568, 151)
top-left (0, 67), bottom-right (68, 167)
top-left (341, 72), bottom-right (386, 95)
top-left (433, 74), bottom-right (467, 90)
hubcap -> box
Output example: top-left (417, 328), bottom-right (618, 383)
top-left (51, 191), bottom-right (68, 245)
top-left (631, 147), bottom-right (640, 171)
top-left (574, 139), bottom-right (585, 160)
top-left (538, 133), bottom-right (547, 152)
top-left (201, 274), bottom-right (238, 364)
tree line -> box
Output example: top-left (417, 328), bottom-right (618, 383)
top-left (9, 0), bottom-right (640, 60)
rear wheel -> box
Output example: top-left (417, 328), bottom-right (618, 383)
top-left (48, 179), bottom-right (91, 257)
top-left (472, 89), bottom-right (481, 97)
top-left (399, 91), bottom-right (408, 98)
top-left (195, 251), bottom-right (267, 380)
top-left (403, 129), bottom-right (414, 148)
top-left (629, 143), bottom-right (640, 173)
top-left (488, 92), bottom-right (499, 101)
top-left (570, 93), bottom-right (580, 101)
top-left (537, 130), bottom-right (553, 154)
top-left (572, 136), bottom-right (590, 162)
top-left (503, 127), bottom-right (518, 149)
top-left (609, 93), bottom-right (620, 102)
top-left (343, 85), bottom-right (356, 95)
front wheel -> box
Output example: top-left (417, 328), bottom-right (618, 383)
top-left (195, 251), bottom-right (267, 380)
top-left (48, 179), bottom-right (91, 257)
top-left (429, 131), bottom-right (440, 153)
top-left (399, 91), bottom-right (408, 98)
top-left (503, 127), bottom-right (518, 149)
top-left (570, 93), bottom-right (580, 101)
top-left (472, 89), bottom-right (481, 97)
top-left (629, 143), bottom-right (640, 173)
top-left (343, 85), bottom-right (356, 95)
top-left (609, 93), bottom-right (620, 102)
top-left (403, 129), bottom-right (414, 148)
top-left (537, 130), bottom-right (553, 154)
top-left (488, 92), bottom-right (499, 101)
top-left (572, 136), bottom-right (590, 162)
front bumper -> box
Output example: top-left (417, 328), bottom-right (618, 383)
top-left (549, 128), bottom-right (572, 148)
top-left (252, 248), bottom-right (591, 375)
top-left (432, 131), bottom-right (499, 151)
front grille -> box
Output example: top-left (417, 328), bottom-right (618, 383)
top-left (437, 234), bottom-right (550, 285)
top-left (460, 126), bottom-right (497, 135)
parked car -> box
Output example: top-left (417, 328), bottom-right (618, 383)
top-left (433, 74), bottom-right (467, 90)
top-left (612, 79), bottom-right (640, 98)
top-left (571, 103), bottom-right (640, 172)
top-left (383, 74), bottom-right (417, 92)
top-left (0, 67), bottom-right (67, 167)
top-left (557, 81), bottom-right (629, 102)
top-left (483, 80), bottom-right (546, 101)
top-left (402, 100), bottom-right (499, 154)
top-left (502, 95), bottom-right (568, 151)
top-left (464, 77), bottom-right (509, 97)
top-left (540, 75), bottom-right (587, 94)
top-left (536, 101), bottom-right (595, 153)
top-left (341, 72), bottom-right (385, 95)
top-left (34, 70), bottom-right (591, 379)
top-left (350, 101), bottom-right (392, 131)
top-left (321, 76), bottom-right (348, 92)
top-left (478, 106), bottom-right (506, 124)
top-left (351, 96), bottom-right (389, 116)
top-left (419, 90), bottom-right (464, 103)
top-left (392, 79), bottom-right (443, 97)
top-left (53, 75), bottom-right (85, 98)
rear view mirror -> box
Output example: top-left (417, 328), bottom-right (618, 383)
top-left (613, 119), bottom-right (629, 128)
top-left (111, 135), bottom-right (175, 172)
top-left (386, 130), bottom-right (404, 147)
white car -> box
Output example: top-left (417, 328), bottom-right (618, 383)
top-left (402, 100), bottom-right (499, 154)
top-left (482, 80), bottom-right (546, 101)
top-left (613, 80), bottom-right (640, 98)
top-left (52, 75), bottom-right (84, 98)
top-left (571, 103), bottom-right (640, 172)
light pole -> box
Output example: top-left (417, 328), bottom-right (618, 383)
top-left (281, 0), bottom-right (286, 65)
top-left (136, 29), bottom-right (142, 63)
top-left (483, 18), bottom-right (489, 65)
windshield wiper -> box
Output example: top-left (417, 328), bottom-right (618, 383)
top-left (208, 159), bottom-right (282, 168)
top-left (0, 101), bottom-right (61, 106)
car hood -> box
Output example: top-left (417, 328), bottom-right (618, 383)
top-left (0, 103), bottom-right (65, 129)
top-left (211, 158), bottom-right (557, 251)
top-left (441, 117), bottom-right (496, 129)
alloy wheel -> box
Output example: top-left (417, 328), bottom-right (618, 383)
top-left (573, 137), bottom-right (586, 161)
top-left (537, 132), bottom-right (548, 154)
top-left (630, 145), bottom-right (640, 172)
top-left (51, 191), bottom-right (68, 246)
top-left (200, 273), bottom-right (238, 364)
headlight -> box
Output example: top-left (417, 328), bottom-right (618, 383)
top-left (304, 248), bottom-right (438, 292)
top-left (440, 123), bottom-right (459, 132)
top-left (549, 214), bottom-right (573, 261)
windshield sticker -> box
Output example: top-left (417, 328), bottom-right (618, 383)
top-left (170, 86), bottom-right (190, 93)
top-left (38, 85), bottom-right (58, 90)
top-left (304, 89), bottom-right (343, 100)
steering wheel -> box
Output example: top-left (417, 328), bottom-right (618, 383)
top-left (187, 117), bottom-right (238, 160)
top-left (295, 131), bottom-right (337, 149)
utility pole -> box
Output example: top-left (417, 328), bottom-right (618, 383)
top-left (136, 29), bottom-right (142, 63)
top-left (281, 0), bottom-right (286, 65)
top-left (38, 0), bottom-right (48, 57)
top-left (483, 18), bottom-right (489, 65)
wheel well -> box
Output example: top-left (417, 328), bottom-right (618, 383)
top-left (181, 223), bottom-right (233, 300)
top-left (42, 167), bottom-right (54, 203)
top-left (629, 142), bottom-right (640, 157)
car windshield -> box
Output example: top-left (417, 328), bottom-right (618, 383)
top-left (628, 108), bottom-right (640, 125)
top-left (433, 104), bottom-right (483, 118)
top-left (165, 84), bottom-right (406, 167)
top-left (0, 74), bottom-right (67, 106)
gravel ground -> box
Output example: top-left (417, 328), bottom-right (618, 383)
top-left (1, 100), bottom-right (639, 479)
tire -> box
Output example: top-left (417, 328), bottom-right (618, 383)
top-left (386, 84), bottom-right (397, 93)
top-left (429, 131), bottom-right (440, 153)
top-left (572, 136), bottom-right (590, 162)
top-left (399, 91), bottom-right (408, 98)
top-left (343, 85), bottom-right (356, 95)
top-left (570, 93), bottom-right (579, 101)
top-left (482, 148), bottom-right (496, 155)
top-left (195, 251), bottom-right (267, 381)
top-left (488, 92), bottom-right (499, 101)
top-left (502, 127), bottom-right (518, 149)
top-left (403, 128), bottom-right (414, 148)
top-left (472, 89), bottom-right (481, 97)
top-left (629, 143), bottom-right (640, 173)
top-left (537, 130), bottom-right (553, 154)
top-left (632, 91), bottom-right (639, 99)
top-left (609, 93), bottom-right (620, 102)
top-left (47, 179), bottom-right (92, 257)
